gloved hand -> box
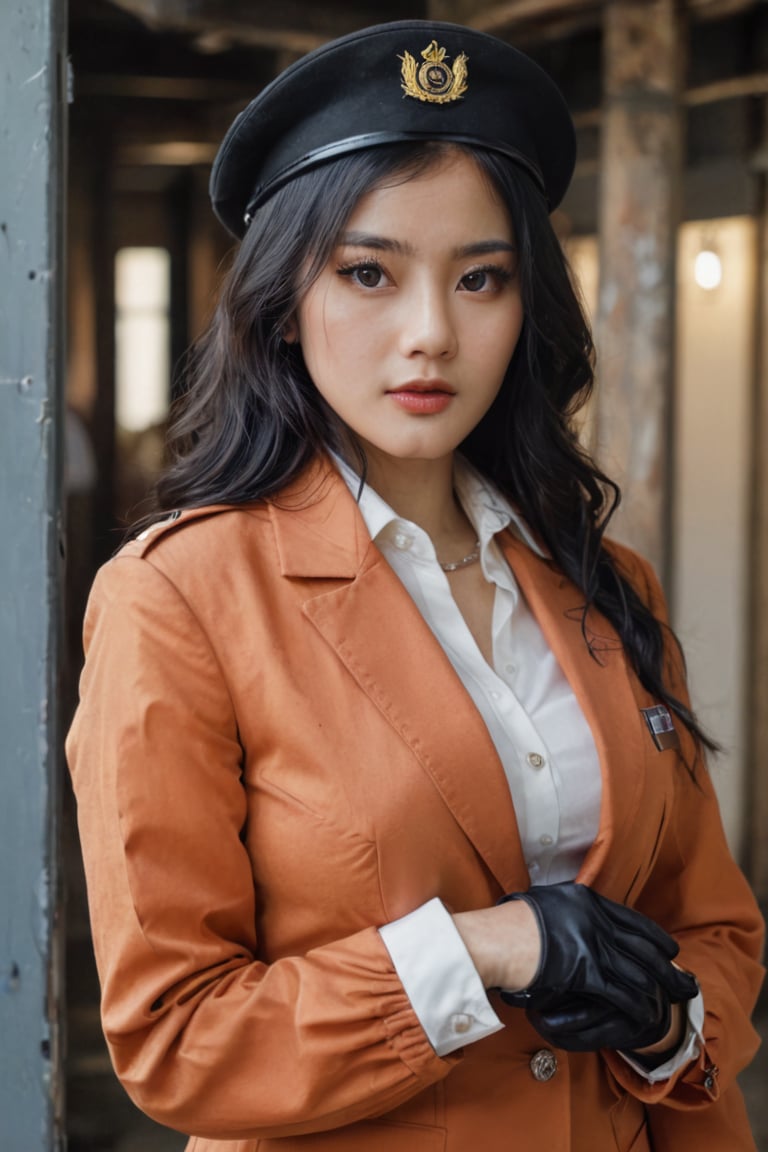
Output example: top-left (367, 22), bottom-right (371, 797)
top-left (498, 883), bottom-right (698, 1052)
top-left (523, 984), bottom-right (677, 1052)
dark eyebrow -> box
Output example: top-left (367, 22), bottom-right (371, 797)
top-left (452, 240), bottom-right (517, 259)
top-left (337, 232), bottom-right (415, 255)
top-left (336, 232), bottom-right (515, 260)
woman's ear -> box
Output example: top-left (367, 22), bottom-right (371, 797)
top-left (282, 318), bottom-right (300, 345)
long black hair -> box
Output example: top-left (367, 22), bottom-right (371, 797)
top-left (147, 140), bottom-right (714, 764)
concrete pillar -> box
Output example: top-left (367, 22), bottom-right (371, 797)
top-left (0, 0), bottom-right (66, 1147)
top-left (595, 0), bottom-right (684, 585)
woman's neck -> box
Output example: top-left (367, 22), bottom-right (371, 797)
top-left (362, 451), bottom-right (474, 553)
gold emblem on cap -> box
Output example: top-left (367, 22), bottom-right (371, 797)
top-left (400, 40), bottom-right (468, 105)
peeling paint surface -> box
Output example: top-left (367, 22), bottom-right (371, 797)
top-left (0, 0), bottom-right (65, 1149)
top-left (595, 1), bottom-right (682, 578)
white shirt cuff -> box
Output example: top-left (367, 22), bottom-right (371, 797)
top-left (620, 991), bottom-right (705, 1083)
top-left (378, 897), bottom-right (504, 1057)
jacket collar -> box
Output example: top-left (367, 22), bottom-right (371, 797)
top-left (330, 449), bottom-right (546, 561)
top-left (266, 455), bottom-right (368, 579)
top-left (268, 457), bottom-right (663, 901)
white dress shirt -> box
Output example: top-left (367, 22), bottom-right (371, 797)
top-left (333, 454), bottom-right (703, 1080)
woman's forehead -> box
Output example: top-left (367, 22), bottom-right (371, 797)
top-left (340, 152), bottom-right (514, 245)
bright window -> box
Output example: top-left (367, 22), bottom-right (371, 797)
top-left (115, 247), bottom-right (171, 431)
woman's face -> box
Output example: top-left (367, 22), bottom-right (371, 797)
top-left (292, 150), bottom-right (524, 470)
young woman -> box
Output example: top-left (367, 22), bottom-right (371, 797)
top-left (67, 19), bottom-right (765, 1152)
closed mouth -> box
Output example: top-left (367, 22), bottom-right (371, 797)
top-left (388, 381), bottom-right (455, 394)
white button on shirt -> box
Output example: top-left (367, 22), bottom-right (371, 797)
top-left (332, 454), bottom-right (703, 1075)
top-left (334, 453), bottom-right (603, 887)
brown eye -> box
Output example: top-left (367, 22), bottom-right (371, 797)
top-left (459, 265), bottom-right (513, 293)
top-left (354, 264), bottom-right (383, 288)
top-left (337, 260), bottom-right (388, 288)
top-left (461, 270), bottom-right (488, 292)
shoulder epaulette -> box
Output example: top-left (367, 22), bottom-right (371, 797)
top-left (120, 505), bottom-right (235, 559)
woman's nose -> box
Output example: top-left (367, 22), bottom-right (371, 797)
top-left (397, 282), bottom-right (458, 360)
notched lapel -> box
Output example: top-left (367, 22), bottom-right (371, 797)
top-left (270, 463), bottom-right (671, 903)
top-left (497, 532), bottom-right (661, 903)
top-left (268, 459), bottom-right (367, 579)
top-left (276, 464), bottom-right (529, 893)
top-left (302, 552), bottom-right (528, 893)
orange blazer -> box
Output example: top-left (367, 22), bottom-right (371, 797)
top-left (67, 457), bottom-right (765, 1152)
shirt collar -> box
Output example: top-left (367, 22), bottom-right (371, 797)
top-left (331, 452), bottom-right (545, 559)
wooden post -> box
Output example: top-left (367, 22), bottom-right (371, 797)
top-left (595, 0), bottom-right (684, 585)
top-left (0, 0), bottom-right (66, 1148)
top-left (748, 113), bottom-right (768, 903)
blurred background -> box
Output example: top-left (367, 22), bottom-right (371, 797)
top-left (9, 0), bottom-right (768, 1147)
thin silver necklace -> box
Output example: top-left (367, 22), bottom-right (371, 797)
top-left (438, 541), bottom-right (481, 573)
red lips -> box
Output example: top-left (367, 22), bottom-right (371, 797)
top-left (386, 382), bottom-right (455, 414)
top-left (388, 379), bottom-right (455, 395)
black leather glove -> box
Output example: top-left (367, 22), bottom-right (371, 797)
top-left (498, 882), bottom-right (698, 1052)
top-left (524, 984), bottom-right (675, 1052)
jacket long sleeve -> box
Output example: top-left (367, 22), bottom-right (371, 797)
top-left (67, 554), bottom-right (455, 1140)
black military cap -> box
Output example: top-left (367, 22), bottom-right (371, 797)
top-left (210, 19), bottom-right (576, 239)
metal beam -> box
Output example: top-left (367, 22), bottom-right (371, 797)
top-left (471, 0), bottom-right (760, 30)
top-left (74, 74), bottom-right (258, 101)
top-left (465, 0), bottom-right (598, 32)
top-left (687, 72), bottom-right (768, 107)
top-left (687, 0), bottom-right (755, 17)
top-left (0, 0), bottom-right (66, 1148)
top-left (107, 0), bottom-right (422, 53)
top-left (101, 0), bottom-right (763, 51)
